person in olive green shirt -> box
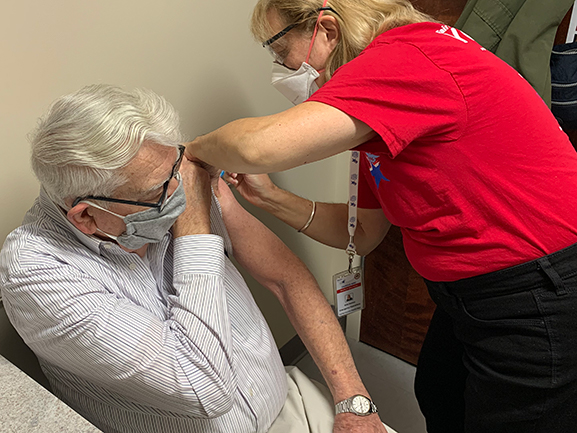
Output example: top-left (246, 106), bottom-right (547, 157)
top-left (455, 0), bottom-right (574, 106)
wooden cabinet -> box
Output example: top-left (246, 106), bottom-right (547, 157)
top-left (360, 227), bottom-right (435, 365)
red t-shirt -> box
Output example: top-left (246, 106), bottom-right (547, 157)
top-left (308, 22), bottom-right (577, 282)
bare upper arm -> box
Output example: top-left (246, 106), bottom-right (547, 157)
top-left (216, 181), bottom-right (309, 295)
top-left (357, 207), bottom-right (391, 256)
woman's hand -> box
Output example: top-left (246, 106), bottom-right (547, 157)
top-left (222, 172), bottom-right (278, 208)
top-left (186, 157), bottom-right (221, 195)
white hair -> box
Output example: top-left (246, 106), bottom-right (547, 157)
top-left (30, 84), bottom-right (184, 207)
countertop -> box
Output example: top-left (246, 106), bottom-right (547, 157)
top-left (0, 355), bottom-right (101, 432)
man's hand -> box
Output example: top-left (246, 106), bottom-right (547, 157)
top-left (183, 147), bottom-right (221, 194)
top-left (334, 413), bottom-right (389, 433)
top-left (172, 159), bottom-right (212, 237)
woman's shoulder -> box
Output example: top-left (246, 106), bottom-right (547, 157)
top-left (370, 22), bottom-right (446, 47)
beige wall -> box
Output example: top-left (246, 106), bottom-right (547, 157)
top-left (0, 0), bottom-right (353, 348)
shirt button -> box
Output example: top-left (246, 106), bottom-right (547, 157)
top-left (129, 263), bottom-right (137, 271)
top-left (249, 388), bottom-right (254, 397)
top-left (103, 244), bottom-right (112, 250)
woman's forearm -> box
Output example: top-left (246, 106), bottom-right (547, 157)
top-left (256, 186), bottom-right (391, 256)
top-left (257, 185), bottom-right (352, 249)
top-left (188, 117), bottom-right (269, 173)
top-left (186, 102), bottom-right (376, 174)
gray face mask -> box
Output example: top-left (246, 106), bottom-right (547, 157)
top-left (82, 175), bottom-right (187, 250)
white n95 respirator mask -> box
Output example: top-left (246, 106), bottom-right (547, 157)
top-left (271, 61), bottom-right (320, 105)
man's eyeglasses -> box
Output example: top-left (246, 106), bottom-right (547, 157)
top-left (73, 144), bottom-right (185, 211)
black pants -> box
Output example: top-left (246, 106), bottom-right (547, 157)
top-left (414, 242), bottom-right (577, 432)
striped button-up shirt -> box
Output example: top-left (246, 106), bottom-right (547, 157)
top-left (0, 189), bottom-right (287, 433)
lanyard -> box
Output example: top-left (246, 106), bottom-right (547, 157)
top-left (347, 151), bottom-right (360, 273)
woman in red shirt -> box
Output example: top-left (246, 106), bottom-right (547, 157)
top-left (186, 1), bottom-right (577, 432)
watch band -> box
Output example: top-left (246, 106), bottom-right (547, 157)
top-left (335, 399), bottom-right (350, 415)
top-left (335, 395), bottom-right (378, 416)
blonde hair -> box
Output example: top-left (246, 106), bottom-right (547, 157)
top-left (251, 0), bottom-right (435, 78)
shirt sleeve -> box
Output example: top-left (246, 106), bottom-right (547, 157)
top-left (210, 188), bottom-right (233, 256)
top-left (308, 40), bottom-right (467, 158)
top-left (2, 235), bottom-right (236, 419)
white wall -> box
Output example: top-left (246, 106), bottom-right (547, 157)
top-left (0, 0), bottom-right (354, 348)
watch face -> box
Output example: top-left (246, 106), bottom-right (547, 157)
top-left (352, 396), bottom-right (371, 414)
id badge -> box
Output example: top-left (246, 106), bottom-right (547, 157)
top-left (333, 266), bottom-right (365, 317)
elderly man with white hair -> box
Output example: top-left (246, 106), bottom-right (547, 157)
top-left (0, 85), bottom-right (396, 433)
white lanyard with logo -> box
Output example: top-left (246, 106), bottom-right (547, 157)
top-left (333, 151), bottom-right (366, 317)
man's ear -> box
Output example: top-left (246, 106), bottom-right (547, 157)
top-left (67, 202), bottom-right (98, 235)
top-left (318, 15), bottom-right (340, 50)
